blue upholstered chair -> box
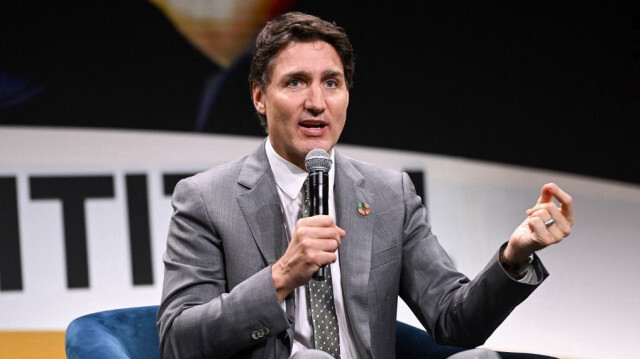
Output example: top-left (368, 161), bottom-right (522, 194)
top-left (65, 305), bottom-right (557, 359)
top-left (65, 305), bottom-right (160, 359)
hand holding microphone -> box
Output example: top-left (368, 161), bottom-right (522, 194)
top-left (271, 149), bottom-right (342, 298)
top-left (305, 149), bottom-right (333, 280)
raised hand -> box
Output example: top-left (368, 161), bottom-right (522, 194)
top-left (505, 183), bottom-right (574, 264)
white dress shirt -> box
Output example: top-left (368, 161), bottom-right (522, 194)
top-left (265, 139), bottom-right (357, 358)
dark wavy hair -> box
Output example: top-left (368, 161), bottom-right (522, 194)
top-left (248, 11), bottom-right (355, 130)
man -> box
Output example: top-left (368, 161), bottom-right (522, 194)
top-left (157, 11), bottom-right (573, 359)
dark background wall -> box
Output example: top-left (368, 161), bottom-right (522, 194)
top-left (2, 1), bottom-right (638, 186)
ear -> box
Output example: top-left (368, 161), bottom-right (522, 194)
top-left (252, 83), bottom-right (266, 115)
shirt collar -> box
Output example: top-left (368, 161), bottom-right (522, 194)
top-left (265, 137), bottom-right (336, 200)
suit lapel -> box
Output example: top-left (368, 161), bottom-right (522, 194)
top-left (236, 143), bottom-right (288, 265)
top-left (334, 152), bottom-right (374, 354)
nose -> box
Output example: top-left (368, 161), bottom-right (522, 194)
top-left (304, 84), bottom-right (326, 116)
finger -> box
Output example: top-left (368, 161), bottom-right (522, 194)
top-left (298, 214), bottom-right (336, 228)
top-left (541, 216), bottom-right (567, 241)
top-left (296, 226), bottom-right (342, 241)
top-left (529, 203), bottom-right (561, 222)
top-left (529, 187), bottom-right (574, 225)
top-left (310, 250), bottom-right (339, 268)
top-left (551, 185), bottom-right (574, 225)
top-left (308, 237), bottom-right (341, 252)
top-left (527, 200), bottom-right (556, 216)
top-left (542, 208), bottom-right (572, 239)
top-left (536, 183), bottom-right (557, 205)
top-left (529, 208), bottom-right (570, 242)
top-left (546, 203), bottom-right (571, 228)
top-left (527, 216), bottom-right (556, 247)
top-left (301, 238), bottom-right (339, 267)
top-left (294, 235), bottom-right (339, 263)
top-left (546, 223), bottom-right (568, 242)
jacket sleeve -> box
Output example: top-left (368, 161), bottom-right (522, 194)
top-left (156, 177), bottom-right (290, 359)
top-left (398, 172), bottom-right (548, 348)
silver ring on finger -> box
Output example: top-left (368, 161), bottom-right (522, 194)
top-left (544, 218), bottom-right (556, 228)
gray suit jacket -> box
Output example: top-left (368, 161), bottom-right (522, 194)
top-left (157, 141), bottom-right (548, 359)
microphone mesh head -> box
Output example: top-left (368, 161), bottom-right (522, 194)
top-left (305, 149), bottom-right (332, 172)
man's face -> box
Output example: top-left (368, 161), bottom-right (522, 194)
top-left (252, 40), bottom-right (349, 170)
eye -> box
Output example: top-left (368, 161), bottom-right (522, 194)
top-left (325, 79), bottom-right (338, 88)
top-left (286, 78), bottom-right (302, 88)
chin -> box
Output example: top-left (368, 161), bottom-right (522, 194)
top-left (305, 139), bottom-right (334, 152)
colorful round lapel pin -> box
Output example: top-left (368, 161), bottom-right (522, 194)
top-left (357, 202), bottom-right (370, 216)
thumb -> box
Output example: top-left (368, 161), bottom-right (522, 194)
top-left (537, 182), bottom-right (556, 205)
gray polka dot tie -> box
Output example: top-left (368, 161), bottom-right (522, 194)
top-left (303, 179), bottom-right (341, 358)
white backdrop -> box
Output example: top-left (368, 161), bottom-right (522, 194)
top-left (1, 126), bottom-right (638, 359)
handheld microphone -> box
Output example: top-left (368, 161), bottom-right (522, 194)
top-left (304, 149), bottom-right (332, 280)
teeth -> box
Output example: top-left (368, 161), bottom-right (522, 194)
top-left (302, 123), bottom-right (325, 128)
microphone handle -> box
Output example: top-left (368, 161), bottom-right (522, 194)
top-left (308, 170), bottom-right (329, 280)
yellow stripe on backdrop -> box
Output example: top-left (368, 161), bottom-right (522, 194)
top-left (0, 332), bottom-right (66, 359)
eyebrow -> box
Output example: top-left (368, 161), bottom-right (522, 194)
top-left (323, 70), bottom-right (345, 79)
top-left (284, 70), bottom-right (345, 80)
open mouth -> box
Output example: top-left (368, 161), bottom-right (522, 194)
top-left (300, 121), bottom-right (327, 129)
